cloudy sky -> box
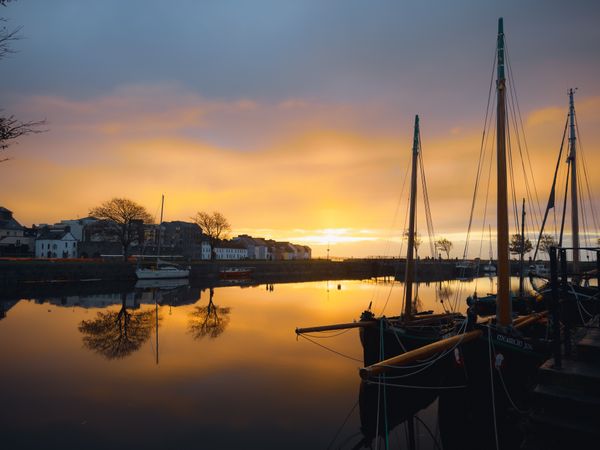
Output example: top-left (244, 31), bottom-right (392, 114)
top-left (2, 0), bottom-right (599, 257)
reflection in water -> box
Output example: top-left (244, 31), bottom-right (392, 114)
top-left (356, 381), bottom-right (439, 449)
top-left (436, 281), bottom-right (453, 303)
top-left (188, 287), bottom-right (231, 339)
top-left (1, 277), bottom-right (544, 449)
top-left (78, 292), bottom-right (158, 360)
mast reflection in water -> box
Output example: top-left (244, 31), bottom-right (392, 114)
top-left (0, 278), bottom-right (532, 449)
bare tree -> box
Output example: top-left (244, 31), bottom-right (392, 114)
top-left (89, 198), bottom-right (153, 260)
top-left (0, 115), bottom-right (45, 161)
top-left (188, 288), bottom-right (231, 339)
top-left (1, 1), bottom-right (45, 162)
top-left (509, 234), bottom-right (532, 256)
top-left (192, 211), bottom-right (231, 258)
top-left (403, 230), bottom-right (422, 255)
top-left (538, 234), bottom-right (557, 259)
top-left (435, 237), bottom-right (453, 259)
top-left (78, 293), bottom-right (157, 360)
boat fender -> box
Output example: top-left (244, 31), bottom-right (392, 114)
top-left (453, 348), bottom-right (464, 367)
top-left (494, 353), bottom-right (505, 370)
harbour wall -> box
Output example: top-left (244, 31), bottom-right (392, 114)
top-left (3, 258), bottom-right (587, 289)
top-left (0, 258), bottom-right (458, 287)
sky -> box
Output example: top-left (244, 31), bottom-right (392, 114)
top-left (1, 0), bottom-right (600, 258)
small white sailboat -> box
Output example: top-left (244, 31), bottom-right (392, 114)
top-left (136, 195), bottom-right (190, 280)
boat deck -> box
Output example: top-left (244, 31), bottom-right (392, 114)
top-left (528, 319), bottom-right (600, 448)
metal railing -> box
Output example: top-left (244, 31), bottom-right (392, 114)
top-left (548, 246), bottom-right (600, 369)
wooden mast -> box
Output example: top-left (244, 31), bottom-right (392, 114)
top-left (495, 18), bottom-right (512, 327)
top-left (155, 292), bottom-right (159, 365)
top-left (156, 194), bottom-right (164, 269)
top-left (568, 88), bottom-right (580, 273)
top-left (519, 198), bottom-right (526, 299)
top-left (403, 115), bottom-right (420, 319)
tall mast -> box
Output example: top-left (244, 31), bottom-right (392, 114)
top-left (519, 198), bottom-right (526, 299)
top-left (495, 18), bottom-right (512, 327)
top-left (568, 88), bottom-right (580, 273)
top-left (156, 194), bottom-right (164, 265)
top-left (404, 115), bottom-right (420, 319)
top-left (488, 224), bottom-right (493, 262)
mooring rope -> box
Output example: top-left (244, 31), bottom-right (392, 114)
top-left (325, 400), bottom-right (359, 450)
top-left (487, 325), bottom-right (500, 450)
top-left (296, 333), bottom-right (363, 363)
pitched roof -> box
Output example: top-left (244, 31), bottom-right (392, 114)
top-left (0, 208), bottom-right (23, 231)
top-left (37, 230), bottom-right (76, 241)
top-left (216, 240), bottom-right (247, 250)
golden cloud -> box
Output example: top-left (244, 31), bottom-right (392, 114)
top-left (3, 86), bottom-right (599, 257)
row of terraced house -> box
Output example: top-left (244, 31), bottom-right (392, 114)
top-left (0, 206), bottom-right (310, 261)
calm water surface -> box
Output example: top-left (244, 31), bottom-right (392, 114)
top-left (0, 277), bottom-right (527, 449)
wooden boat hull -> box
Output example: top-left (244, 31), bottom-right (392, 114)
top-left (359, 314), bottom-right (460, 367)
top-left (459, 323), bottom-right (550, 399)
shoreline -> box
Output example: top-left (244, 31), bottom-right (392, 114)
top-left (0, 258), bottom-right (458, 286)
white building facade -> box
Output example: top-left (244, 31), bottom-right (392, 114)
top-left (214, 241), bottom-right (248, 260)
top-left (35, 231), bottom-right (78, 258)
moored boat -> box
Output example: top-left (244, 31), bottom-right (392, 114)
top-left (219, 267), bottom-right (253, 279)
top-left (297, 115), bottom-right (463, 370)
top-left (135, 195), bottom-right (190, 281)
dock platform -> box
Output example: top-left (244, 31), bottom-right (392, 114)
top-left (528, 322), bottom-right (600, 448)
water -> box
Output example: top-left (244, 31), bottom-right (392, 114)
top-left (0, 277), bottom-right (530, 449)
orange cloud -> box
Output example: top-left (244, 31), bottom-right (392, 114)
top-left (2, 86), bottom-right (599, 257)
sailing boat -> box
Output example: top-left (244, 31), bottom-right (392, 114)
top-left (455, 18), bottom-right (550, 388)
top-left (530, 89), bottom-right (599, 311)
top-left (136, 195), bottom-right (190, 280)
top-left (359, 18), bottom-right (550, 388)
top-left (297, 115), bottom-right (462, 369)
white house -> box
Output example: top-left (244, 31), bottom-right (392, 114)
top-left (0, 207), bottom-right (34, 253)
top-left (214, 241), bottom-right (248, 260)
top-left (35, 230), bottom-right (78, 258)
top-left (201, 241), bottom-right (212, 260)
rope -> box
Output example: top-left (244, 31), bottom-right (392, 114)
top-left (418, 148), bottom-right (436, 258)
top-left (487, 325), bottom-right (500, 450)
top-left (325, 400), bottom-right (359, 450)
top-left (463, 43), bottom-right (498, 260)
top-left (380, 320), bottom-right (390, 450)
top-left (490, 331), bottom-right (528, 414)
top-left (372, 157), bottom-right (411, 315)
top-left (374, 319), bottom-right (470, 378)
top-left (365, 380), bottom-right (468, 390)
top-left (575, 112), bottom-right (600, 234)
top-left (414, 416), bottom-right (444, 450)
top-left (296, 333), bottom-right (363, 363)
top-left (375, 322), bottom-right (382, 450)
top-left (299, 328), bottom-right (353, 339)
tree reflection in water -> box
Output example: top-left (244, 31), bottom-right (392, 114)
top-left (188, 288), bottom-right (231, 339)
top-left (437, 281), bottom-right (454, 309)
top-left (78, 292), bottom-right (158, 359)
